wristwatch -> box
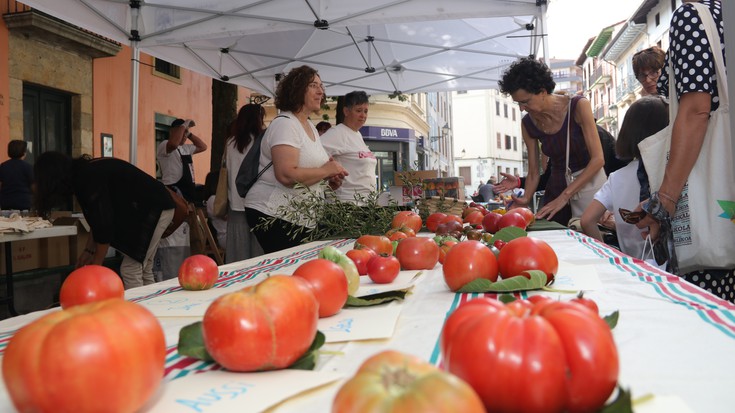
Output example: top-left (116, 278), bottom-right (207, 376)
top-left (643, 192), bottom-right (670, 222)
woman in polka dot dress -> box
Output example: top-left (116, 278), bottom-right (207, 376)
top-left (637, 0), bottom-right (734, 302)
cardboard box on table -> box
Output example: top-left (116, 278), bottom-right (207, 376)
top-left (51, 214), bottom-right (92, 263)
top-left (0, 215), bottom-right (79, 275)
top-left (393, 170), bottom-right (439, 186)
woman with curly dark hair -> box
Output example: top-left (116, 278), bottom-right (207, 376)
top-left (498, 58), bottom-right (605, 226)
top-left (34, 152), bottom-right (175, 289)
top-left (243, 65), bottom-right (348, 253)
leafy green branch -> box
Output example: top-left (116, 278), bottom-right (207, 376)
top-left (252, 182), bottom-right (400, 243)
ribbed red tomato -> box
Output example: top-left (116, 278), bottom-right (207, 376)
top-left (333, 350), bottom-right (485, 413)
top-left (2, 299), bottom-right (165, 413)
top-left (202, 275), bottom-right (318, 371)
top-left (391, 211), bottom-right (422, 233)
top-left (442, 240), bottom-right (498, 291)
top-left (442, 298), bottom-right (618, 413)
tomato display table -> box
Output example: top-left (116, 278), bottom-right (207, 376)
top-left (0, 229), bottom-right (733, 412)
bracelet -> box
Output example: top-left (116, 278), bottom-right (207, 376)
top-left (84, 248), bottom-right (95, 255)
top-left (643, 192), bottom-right (671, 222)
top-left (657, 191), bottom-right (679, 206)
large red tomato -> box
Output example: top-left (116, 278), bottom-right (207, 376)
top-left (497, 210), bottom-right (528, 230)
top-left (346, 248), bottom-right (377, 275)
top-left (202, 275), bottom-right (318, 371)
top-left (426, 212), bottom-right (448, 233)
top-left (2, 299), bottom-right (165, 413)
top-left (513, 206), bottom-right (536, 226)
top-left (178, 254), bottom-right (219, 290)
top-left (293, 259), bottom-right (348, 317)
top-left (442, 241), bottom-right (499, 291)
top-left (59, 265), bottom-right (124, 309)
top-left (463, 210), bottom-right (485, 226)
top-left (355, 235), bottom-right (394, 256)
top-left (442, 298), bottom-right (618, 413)
top-left (395, 237), bottom-right (439, 270)
top-left (333, 350), bottom-right (485, 413)
top-left (391, 211), bottom-right (422, 233)
top-left (481, 212), bottom-right (503, 233)
top-left (498, 237), bottom-right (559, 280)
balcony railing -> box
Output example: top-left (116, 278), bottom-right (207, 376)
top-left (589, 64), bottom-right (614, 89)
top-left (616, 74), bottom-right (639, 100)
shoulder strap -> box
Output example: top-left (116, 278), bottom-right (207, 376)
top-left (565, 96), bottom-right (572, 174)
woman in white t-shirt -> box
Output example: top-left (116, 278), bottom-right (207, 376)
top-left (224, 103), bottom-right (266, 263)
top-left (244, 65), bottom-right (348, 254)
top-left (581, 96), bottom-right (669, 259)
top-left (320, 90), bottom-right (377, 204)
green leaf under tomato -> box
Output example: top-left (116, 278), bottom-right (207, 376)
top-left (489, 226), bottom-right (527, 244)
top-left (177, 321), bottom-right (325, 371)
top-left (498, 294), bottom-right (517, 304)
top-left (344, 290), bottom-right (409, 307)
top-left (456, 270), bottom-right (548, 293)
top-left (599, 386), bottom-right (633, 413)
top-left (288, 331), bottom-right (326, 371)
top-left (177, 321), bottom-right (214, 362)
top-left (603, 310), bottom-right (620, 330)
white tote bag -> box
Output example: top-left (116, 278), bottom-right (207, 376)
top-left (638, 2), bottom-right (735, 273)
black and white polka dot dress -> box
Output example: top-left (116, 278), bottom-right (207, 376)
top-left (657, 0), bottom-right (726, 110)
top-left (656, 0), bottom-right (734, 303)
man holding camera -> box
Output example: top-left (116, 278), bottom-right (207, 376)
top-left (157, 118), bottom-right (207, 203)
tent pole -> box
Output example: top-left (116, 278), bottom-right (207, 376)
top-left (128, 0), bottom-right (141, 166)
top-left (539, 2), bottom-right (549, 60)
top-left (129, 46), bottom-right (140, 166)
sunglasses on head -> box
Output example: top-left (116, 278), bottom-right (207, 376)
top-left (619, 208), bottom-right (647, 225)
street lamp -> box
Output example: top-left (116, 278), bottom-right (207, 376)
top-left (461, 149), bottom-right (466, 157)
top-left (442, 123), bottom-right (450, 137)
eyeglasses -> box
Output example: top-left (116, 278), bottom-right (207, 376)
top-left (637, 69), bottom-right (661, 81)
top-left (619, 208), bottom-right (647, 225)
top-left (308, 82), bottom-right (325, 91)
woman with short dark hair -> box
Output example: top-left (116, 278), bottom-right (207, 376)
top-left (0, 140), bottom-right (33, 211)
top-left (632, 46), bottom-right (665, 96)
top-left (320, 90), bottom-right (377, 204)
top-left (498, 58), bottom-right (605, 226)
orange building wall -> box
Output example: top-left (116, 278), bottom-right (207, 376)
top-left (93, 50), bottom-right (216, 182)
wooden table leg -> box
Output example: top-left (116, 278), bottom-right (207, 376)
top-left (4, 242), bottom-right (17, 316)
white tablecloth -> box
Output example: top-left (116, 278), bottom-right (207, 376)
top-left (1, 230), bottom-right (733, 412)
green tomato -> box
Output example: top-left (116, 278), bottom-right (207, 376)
top-left (318, 246), bottom-right (360, 295)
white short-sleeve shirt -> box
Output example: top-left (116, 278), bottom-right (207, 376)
top-left (320, 123), bottom-right (377, 203)
top-left (243, 112), bottom-right (330, 227)
top-left (593, 159), bottom-right (646, 259)
top-left (156, 142), bottom-right (197, 185)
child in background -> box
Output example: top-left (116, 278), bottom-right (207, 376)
top-left (580, 96), bottom-right (669, 259)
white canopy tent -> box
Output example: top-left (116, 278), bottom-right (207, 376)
top-left (20, 0), bottom-right (549, 163)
